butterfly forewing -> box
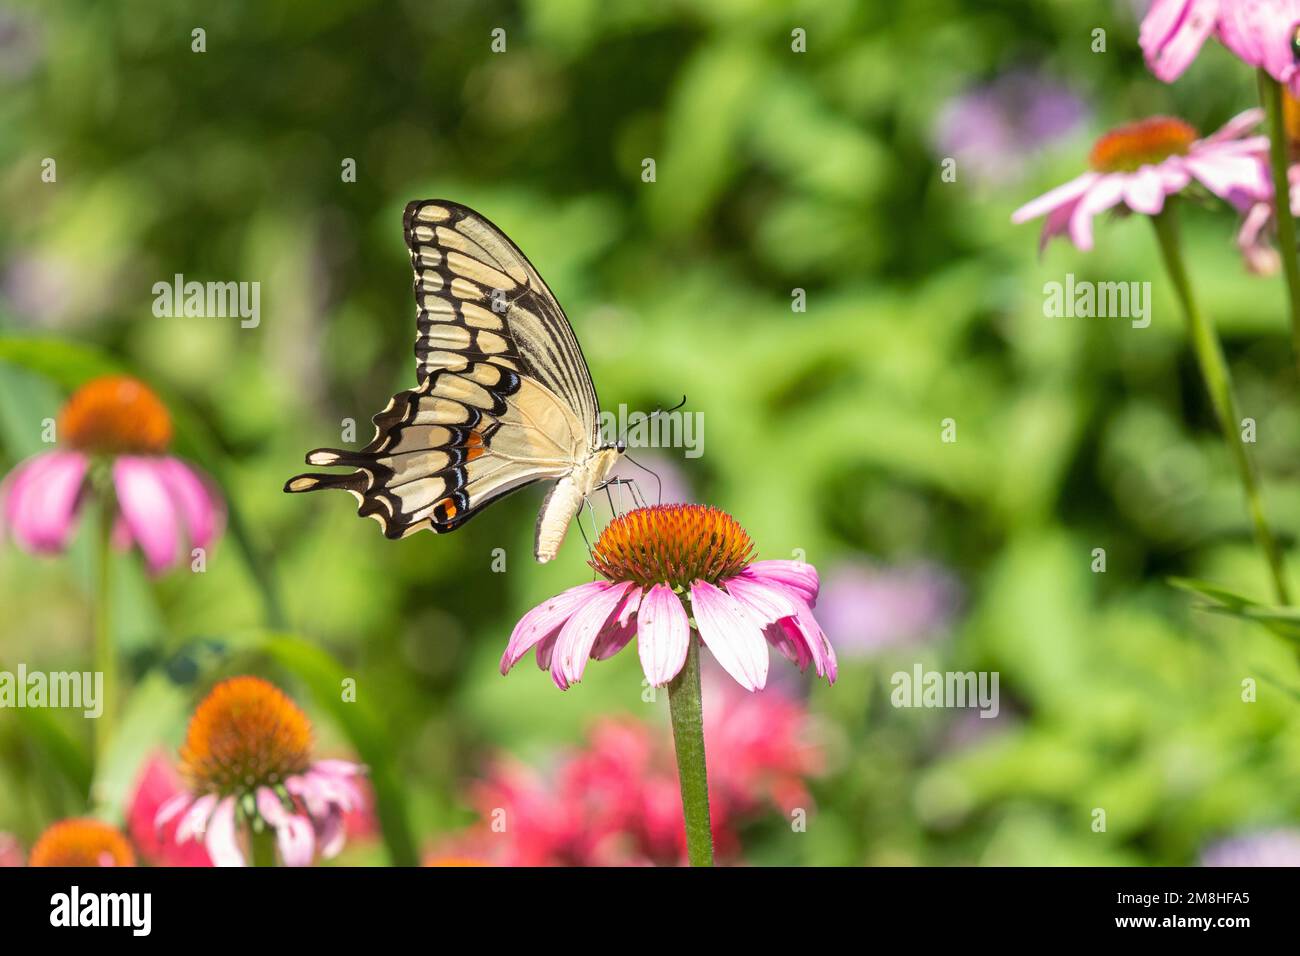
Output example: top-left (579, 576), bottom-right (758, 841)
top-left (403, 200), bottom-right (600, 442)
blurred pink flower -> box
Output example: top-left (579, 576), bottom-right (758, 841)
top-left (1142, 0), bottom-right (1300, 94)
top-left (1201, 828), bottom-right (1300, 865)
top-left (0, 375), bottom-right (223, 575)
top-left (156, 677), bottom-right (367, 867)
top-left (127, 752), bottom-right (212, 867)
top-left (501, 505), bottom-right (835, 692)
top-left (0, 832), bottom-right (23, 867)
top-left (819, 561), bottom-right (959, 657)
top-left (1012, 112), bottom-right (1269, 251)
top-left (432, 681), bottom-right (822, 866)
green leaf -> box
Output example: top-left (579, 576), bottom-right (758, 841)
top-left (0, 657), bottom-right (93, 798)
top-left (258, 632), bottom-right (418, 866)
top-left (90, 672), bottom-right (189, 821)
top-left (1166, 577), bottom-right (1263, 611)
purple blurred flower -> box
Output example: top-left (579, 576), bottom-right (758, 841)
top-left (1, 254), bottom-right (77, 327)
top-left (0, 9), bottom-right (42, 83)
top-left (933, 69), bottom-right (1089, 186)
top-left (1201, 828), bottom-right (1300, 866)
top-left (819, 561), bottom-right (959, 657)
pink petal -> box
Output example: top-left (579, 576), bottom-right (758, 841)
top-left (113, 456), bottom-right (181, 574)
top-left (723, 574), bottom-right (799, 627)
top-left (636, 584), bottom-right (690, 687)
top-left (1066, 175), bottom-right (1126, 251)
top-left (738, 560), bottom-right (821, 607)
top-left (154, 792), bottom-right (193, 830)
top-left (156, 457), bottom-right (223, 550)
top-left (550, 581), bottom-right (633, 688)
top-left (591, 586), bottom-right (643, 661)
top-left (1139, 0), bottom-right (1220, 82)
top-left (1122, 166), bottom-right (1169, 215)
top-left (316, 809), bottom-right (347, 859)
top-left (779, 597), bottom-right (839, 685)
top-left (536, 631), bottom-right (560, 670)
top-left (1010, 171), bottom-right (1100, 224)
top-left (175, 792), bottom-right (218, 843)
top-left (312, 759), bottom-right (364, 778)
top-left (1205, 108), bottom-right (1265, 143)
top-left (3, 451), bottom-right (88, 554)
top-left (1037, 198), bottom-right (1081, 254)
top-left (765, 618), bottom-right (812, 669)
top-left (500, 581), bottom-right (613, 673)
top-left (690, 580), bottom-right (769, 691)
top-left (257, 787), bottom-right (315, 867)
top-left (1218, 0), bottom-right (1300, 83)
top-left (1237, 201), bottom-right (1280, 274)
top-left (204, 796), bottom-right (245, 867)
top-left (1183, 150), bottom-right (1271, 208)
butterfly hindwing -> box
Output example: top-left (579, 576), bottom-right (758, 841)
top-left (285, 361), bottom-right (586, 538)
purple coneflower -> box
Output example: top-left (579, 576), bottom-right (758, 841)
top-left (156, 677), bottom-right (366, 867)
top-left (1, 374), bottom-right (222, 574)
top-left (500, 504), bottom-right (835, 692)
top-left (501, 503), bottom-right (834, 867)
top-left (1141, 0), bottom-right (1300, 94)
top-left (1012, 112), bottom-right (1268, 251)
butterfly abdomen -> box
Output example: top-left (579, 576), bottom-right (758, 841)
top-left (533, 447), bottom-right (621, 562)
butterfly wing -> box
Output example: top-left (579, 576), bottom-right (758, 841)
top-left (404, 199), bottom-right (601, 442)
top-left (285, 361), bottom-right (588, 538)
top-left (284, 200), bottom-right (602, 541)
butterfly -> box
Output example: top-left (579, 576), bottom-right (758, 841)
top-left (284, 200), bottom-right (623, 563)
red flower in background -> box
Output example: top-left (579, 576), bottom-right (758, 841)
top-left (127, 753), bottom-right (212, 867)
top-left (430, 679), bottom-right (823, 866)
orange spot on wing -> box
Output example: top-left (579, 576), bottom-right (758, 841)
top-left (436, 497), bottom-right (458, 520)
top-left (465, 430), bottom-right (485, 461)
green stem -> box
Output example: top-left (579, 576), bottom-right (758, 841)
top-left (91, 497), bottom-right (116, 793)
top-left (1259, 71), bottom-right (1300, 368)
top-left (1151, 204), bottom-right (1291, 605)
top-left (251, 825), bottom-right (278, 867)
top-left (666, 635), bottom-right (714, 867)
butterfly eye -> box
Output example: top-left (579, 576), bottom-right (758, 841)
top-left (616, 440), bottom-right (627, 454)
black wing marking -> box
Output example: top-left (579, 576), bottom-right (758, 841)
top-left (403, 200), bottom-right (601, 445)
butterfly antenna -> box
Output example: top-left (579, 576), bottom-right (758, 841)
top-left (659, 394), bottom-right (688, 415)
top-left (616, 394), bottom-right (688, 447)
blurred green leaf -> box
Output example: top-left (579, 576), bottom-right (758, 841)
top-left (258, 632), bottom-right (418, 867)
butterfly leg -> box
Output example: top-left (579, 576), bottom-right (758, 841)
top-left (575, 495), bottom-right (603, 565)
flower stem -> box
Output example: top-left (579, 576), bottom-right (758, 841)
top-left (92, 498), bottom-right (117, 790)
top-left (1259, 71), bottom-right (1300, 368)
top-left (1150, 204), bottom-right (1291, 605)
top-left (666, 634), bottom-right (714, 867)
top-left (251, 826), bottom-right (277, 867)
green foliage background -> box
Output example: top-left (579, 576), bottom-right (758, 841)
top-left (1, 0), bottom-right (1299, 865)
